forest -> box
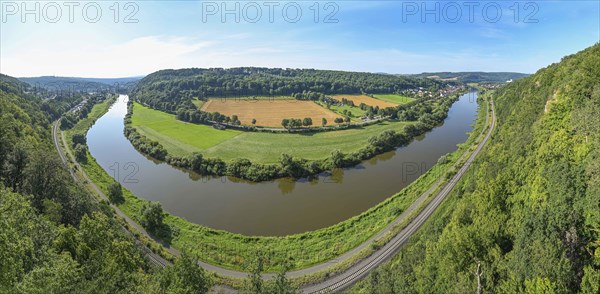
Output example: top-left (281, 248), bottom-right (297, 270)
top-left (19, 76), bottom-right (141, 94)
top-left (130, 67), bottom-right (447, 112)
top-left (353, 44), bottom-right (600, 293)
top-left (410, 72), bottom-right (530, 83)
top-left (0, 74), bottom-right (296, 293)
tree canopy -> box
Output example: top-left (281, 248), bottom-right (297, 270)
top-left (353, 43), bottom-right (600, 293)
top-left (131, 67), bottom-right (445, 112)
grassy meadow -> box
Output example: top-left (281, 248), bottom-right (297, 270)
top-left (315, 101), bottom-right (367, 121)
top-left (202, 121), bottom-right (412, 163)
top-left (130, 102), bottom-right (413, 163)
top-left (131, 103), bottom-right (241, 156)
top-left (372, 94), bottom-right (415, 105)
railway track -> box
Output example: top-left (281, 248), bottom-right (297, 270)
top-left (301, 99), bottom-right (495, 293)
top-left (52, 102), bottom-right (171, 269)
top-left (53, 95), bottom-right (495, 291)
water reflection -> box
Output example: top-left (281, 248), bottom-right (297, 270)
top-left (87, 92), bottom-right (478, 236)
top-left (277, 179), bottom-right (296, 195)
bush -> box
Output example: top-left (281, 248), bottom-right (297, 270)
top-left (437, 153), bottom-right (450, 165)
top-left (107, 182), bottom-right (124, 204)
top-left (140, 201), bottom-right (164, 233)
top-left (72, 133), bottom-right (86, 146)
top-left (74, 144), bottom-right (88, 163)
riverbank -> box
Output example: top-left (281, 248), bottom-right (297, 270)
top-left (63, 91), bottom-right (487, 274)
top-left (125, 93), bottom-right (462, 182)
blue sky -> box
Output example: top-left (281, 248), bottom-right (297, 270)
top-left (1, 1), bottom-right (598, 77)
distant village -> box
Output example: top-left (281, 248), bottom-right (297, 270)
top-left (399, 84), bottom-right (465, 99)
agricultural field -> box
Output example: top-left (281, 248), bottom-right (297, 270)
top-left (314, 101), bottom-right (366, 121)
top-left (131, 103), bottom-right (241, 156)
top-left (201, 98), bottom-right (342, 127)
top-left (330, 94), bottom-right (398, 108)
top-left (372, 94), bottom-right (415, 105)
top-left (201, 121), bottom-right (412, 163)
top-left (130, 103), bottom-right (413, 163)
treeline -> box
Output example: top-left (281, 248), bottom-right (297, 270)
top-left (0, 74), bottom-right (86, 122)
top-left (175, 107), bottom-right (232, 124)
top-left (410, 71), bottom-right (529, 83)
top-left (173, 93), bottom-right (441, 133)
top-left (355, 44), bottom-right (600, 293)
top-left (130, 67), bottom-right (445, 112)
top-left (19, 76), bottom-right (140, 94)
top-left (0, 77), bottom-right (210, 293)
top-left (1, 74), bottom-right (299, 293)
top-left (125, 95), bottom-right (459, 181)
top-left (124, 102), bottom-right (168, 160)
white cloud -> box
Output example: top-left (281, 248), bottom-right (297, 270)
top-left (2, 33), bottom-right (541, 78)
top-left (1, 36), bottom-right (216, 77)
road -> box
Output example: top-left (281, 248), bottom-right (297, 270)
top-left (53, 96), bottom-right (495, 292)
top-left (301, 99), bottom-right (496, 293)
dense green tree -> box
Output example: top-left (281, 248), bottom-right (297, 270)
top-left (351, 43), bottom-right (600, 294)
top-left (107, 182), bottom-right (124, 203)
top-left (24, 150), bottom-right (69, 210)
top-left (330, 150), bottom-right (345, 168)
top-left (140, 201), bottom-right (164, 233)
top-left (159, 252), bottom-right (210, 293)
top-left (0, 75), bottom-right (216, 293)
top-left (71, 133), bottom-right (86, 146)
top-left (302, 117), bottom-right (312, 127)
top-left (42, 198), bottom-right (63, 224)
top-left (3, 142), bottom-right (29, 191)
top-left (74, 144), bottom-right (87, 163)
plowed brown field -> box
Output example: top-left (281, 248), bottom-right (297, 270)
top-left (201, 99), bottom-right (342, 127)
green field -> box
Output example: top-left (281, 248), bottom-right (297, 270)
top-left (131, 103), bottom-right (241, 156)
top-left (373, 94), bottom-right (415, 104)
top-left (315, 101), bottom-right (366, 121)
top-left (131, 103), bottom-right (412, 163)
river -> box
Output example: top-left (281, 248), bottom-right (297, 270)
top-left (87, 92), bottom-right (478, 236)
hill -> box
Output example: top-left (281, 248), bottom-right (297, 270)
top-left (19, 76), bottom-right (142, 93)
top-left (0, 73), bottom-right (31, 94)
top-left (130, 67), bottom-right (445, 112)
top-left (410, 72), bottom-right (529, 83)
top-left (0, 74), bottom-right (212, 293)
top-left (354, 44), bottom-right (600, 292)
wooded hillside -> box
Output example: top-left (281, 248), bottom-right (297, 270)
top-left (131, 67), bottom-right (445, 112)
top-left (355, 44), bottom-right (600, 293)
